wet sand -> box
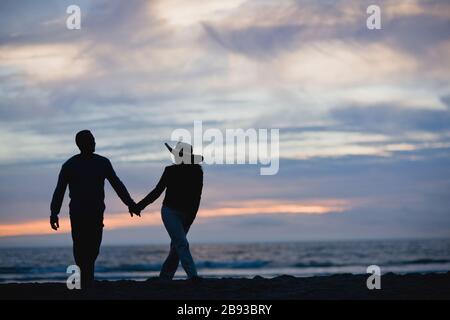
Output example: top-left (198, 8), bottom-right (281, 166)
top-left (0, 273), bottom-right (449, 300)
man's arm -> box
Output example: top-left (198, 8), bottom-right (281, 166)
top-left (105, 160), bottom-right (137, 215)
top-left (50, 164), bottom-right (68, 230)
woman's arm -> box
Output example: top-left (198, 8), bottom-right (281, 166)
top-left (137, 168), bottom-right (168, 210)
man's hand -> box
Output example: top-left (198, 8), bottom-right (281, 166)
top-left (50, 215), bottom-right (59, 230)
top-left (128, 202), bottom-right (141, 217)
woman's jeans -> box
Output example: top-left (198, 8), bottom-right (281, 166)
top-left (160, 205), bottom-right (198, 279)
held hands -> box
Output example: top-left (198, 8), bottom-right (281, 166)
top-left (50, 215), bottom-right (59, 230)
top-left (128, 201), bottom-right (141, 217)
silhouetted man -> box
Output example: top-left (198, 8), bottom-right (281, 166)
top-left (50, 130), bottom-right (139, 289)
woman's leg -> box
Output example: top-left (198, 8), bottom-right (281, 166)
top-left (159, 242), bottom-right (179, 279)
top-left (161, 206), bottom-right (197, 279)
top-left (160, 219), bottom-right (193, 279)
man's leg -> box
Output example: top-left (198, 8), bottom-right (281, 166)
top-left (161, 206), bottom-right (197, 279)
top-left (84, 223), bottom-right (103, 287)
top-left (70, 216), bottom-right (103, 289)
top-left (71, 219), bottom-right (90, 289)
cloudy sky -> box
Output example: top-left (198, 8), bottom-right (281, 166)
top-left (0, 0), bottom-right (449, 246)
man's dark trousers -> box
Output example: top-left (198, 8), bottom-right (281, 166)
top-left (70, 214), bottom-right (103, 289)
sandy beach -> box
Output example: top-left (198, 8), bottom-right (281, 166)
top-left (0, 273), bottom-right (449, 300)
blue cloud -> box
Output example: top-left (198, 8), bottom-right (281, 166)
top-left (330, 103), bottom-right (450, 133)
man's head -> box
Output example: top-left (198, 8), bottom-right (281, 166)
top-left (75, 130), bottom-right (95, 154)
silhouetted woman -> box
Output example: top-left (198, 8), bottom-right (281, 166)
top-left (136, 142), bottom-right (203, 280)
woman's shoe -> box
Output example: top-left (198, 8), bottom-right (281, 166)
top-left (188, 276), bottom-right (203, 284)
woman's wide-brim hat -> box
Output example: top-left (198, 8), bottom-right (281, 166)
top-left (165, 142), bottom-right (204, 164)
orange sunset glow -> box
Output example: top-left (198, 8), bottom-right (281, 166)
top-left (0, 199), bottom-right (349, 238)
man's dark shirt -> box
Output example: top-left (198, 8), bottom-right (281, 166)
top-left (50, 153), bottom-right (134, 219)
top-left (138, 164), bottom-right (203, 219)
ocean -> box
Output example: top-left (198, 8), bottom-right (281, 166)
top-left (0, 238), bottom-right (449, 283)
